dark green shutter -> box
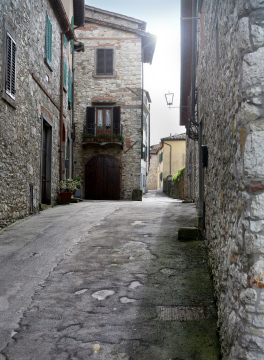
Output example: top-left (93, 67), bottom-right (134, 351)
top-left (86, 107), bottom-right (96, 135)
top-left (46, 14), bottom-right (52, 64)
top-left (68, 69), bottom-right (72, 108)
top-left (63, 34), bottom-right (67, 48)
top-left (63, 60), bottom-right (67, 87)
top-left (70, 16), bottom-right (74, 53)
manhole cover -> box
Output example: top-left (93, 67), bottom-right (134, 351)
top-left (157, 306), bottom-right (204, 321)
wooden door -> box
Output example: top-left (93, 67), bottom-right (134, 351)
top-left (85, 155), bottom-right (120, 200)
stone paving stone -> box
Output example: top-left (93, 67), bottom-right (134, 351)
top-left (0, 192), bottom-right (220, 359)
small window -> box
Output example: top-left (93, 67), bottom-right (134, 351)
top-left (160, 172), bottom-right (163, 181)
top-left (6, 32), bottom-right (16, 100)
top-left (159, 152), bottom-right (163, 163)
top-left (95, 48), bottom-right (114, 76)
top-left (45, 13), bottom-right (52, 67)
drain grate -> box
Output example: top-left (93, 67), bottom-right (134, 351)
top-left (157, 306), bottom-right (205, 321)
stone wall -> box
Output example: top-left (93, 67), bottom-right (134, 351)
top-left (185, 0), bottom-right (264, 358)
top-left (0, 0), bottom-right (73, 228)
top-left (148, 153), bottom-right (158, 190)
top-left (73, 10), bottom-right (144, 199)
top-left (163, 174), bottom-right (185, 200)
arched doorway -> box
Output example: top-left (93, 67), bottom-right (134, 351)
top-left (85, 155), bottom-right (120, 200)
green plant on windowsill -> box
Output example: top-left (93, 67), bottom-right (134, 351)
top-left (84, 133), bottom-right (95, 139)
top-left (97, 133), bottom-right (110, 140)
top-left (110, 134), bottom-right (124, 142)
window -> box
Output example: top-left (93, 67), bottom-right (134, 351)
top-left (95, 48), bottom-right (114, 76)
top-left (45, 13), bottom-right (52, 68)
top-left (63, 60), bottom-right (67, 88)
top-left (2, 18), bottom-right (17, 107)
top-left (68, 69), bottom-right (72, 108)
top-left (6, 32), bottom-right (16, 100)
top-left (160, 172), bottom-right (163, 181)
top-left (159, 152), bottom-right (163, 163)
top-left (86, 106), bottom-right (120, 135)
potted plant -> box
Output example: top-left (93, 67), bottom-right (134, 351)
top-left (111, 134), bottom-right (124, 142)
top-left (57, 178), bottom-right (81, 204)
top-left (84, 133), bottom-right (95, 142)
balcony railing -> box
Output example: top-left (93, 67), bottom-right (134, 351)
top-left (83, 124), bottom-right (123, 144)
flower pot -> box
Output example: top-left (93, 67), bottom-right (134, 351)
top-left (57, 192), bottom-right (72, 205)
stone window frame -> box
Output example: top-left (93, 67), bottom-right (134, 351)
top-left (1, 17), bottom-right (17, 108)
top-left (93, 47), bottom-right (116, 78)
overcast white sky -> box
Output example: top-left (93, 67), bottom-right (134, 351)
top-left (85, 0), bottom-right (185, 145)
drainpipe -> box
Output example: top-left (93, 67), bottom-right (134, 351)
top-left (71, 40), bottom-right (85, 178)
top-left (164, 142), bottom-right (172, 175)
top-left (191, 0), bottom-right (197, 201)
top-left (60, 29), bottom-right (69, 181)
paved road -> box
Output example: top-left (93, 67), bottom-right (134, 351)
top-left (0, 191), bottom-right (220, 360)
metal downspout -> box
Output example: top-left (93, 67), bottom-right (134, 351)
top-left (71, 47), bottom-right (75, 178)
top-left (191, 0), bottom-right (197, 201)
top-left (59, 32), bottom-right (64, 181)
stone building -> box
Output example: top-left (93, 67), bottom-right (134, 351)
top-left (181, 0), bottom-right (264, 358)
top-left (73, 5), bottom-right (156, 200)
top-left (156, 134), bottom-right (186, 190)
top-left (148, 144), bottom-right (161, 190)
top-left (0, 0), bottom-right (84, 229)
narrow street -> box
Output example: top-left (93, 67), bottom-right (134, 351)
top-left (0, 191), bottom-right (220, 360)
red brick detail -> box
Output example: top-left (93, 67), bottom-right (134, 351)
top-left (41, 106), bottom-right (52, 122)
top-left (251, 180), bottom-right (262, 185)
top-left (126, 138), bottom-right (131, 149)
top-left (251, 185), bottom-right (264, 192)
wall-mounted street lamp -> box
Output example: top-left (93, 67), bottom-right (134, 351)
top-left (165, 92), bottom-right (189, 109)
top-left (165, 92), bottom-right (174, 107)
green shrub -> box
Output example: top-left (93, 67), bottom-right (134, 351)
top-left (172, 167), bottom-right (185, 182)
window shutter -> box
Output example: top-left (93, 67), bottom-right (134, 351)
top-left (63, 60), bottom-right (67, 87)
top-left (6, 33), bottom-right (16, 99)
top-left (63, 34), bottom-right (67, 48)
top-left (113, 106), bottom-right (120, 134)
top-left (46, 14), bottom-right (52, 64)
top-left (105, 49), bottom-right (113, 74)
top-left (68, 69), bottom-right (72, 108)
top-left (96, 49), bottom-right (104, 74)
top-left (86, 107), bottom-right (95, 135)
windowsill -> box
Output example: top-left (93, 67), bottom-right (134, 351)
top-left (44, 58), bottom-right (53, 72)
top-left (93, 74), bottom-right (117, 79)
top-left (1, 90), bottom-right (16, 108)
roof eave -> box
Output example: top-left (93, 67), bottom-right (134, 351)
top-left (48, 0), bottom-right (77, 41)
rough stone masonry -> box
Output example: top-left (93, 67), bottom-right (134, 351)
top-left (185, 0), bottom-right (264, 359)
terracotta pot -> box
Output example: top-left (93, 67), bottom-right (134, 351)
top-left (57, 192), bottom-right (72, 204)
